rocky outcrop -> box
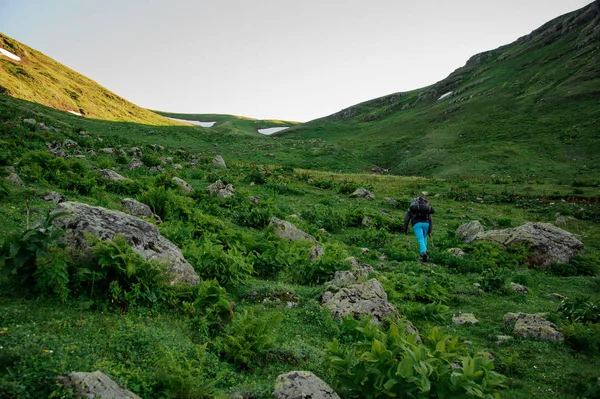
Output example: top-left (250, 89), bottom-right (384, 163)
top-left (206, 180), bottom-right (235, 198)
top-left (52, 202), bottom-right (199, 286)
top-left (455, 220), bottom-right (484, 243)
top-left (6, 172), bottom-right (23, 186)
top-left (125, 158), bottom-right (144, 170)
top-left (43, 191), bottom-right (64, 204)
top-left (350, 188), bottom-right (375, 200)
top-left (130, 147), bottom-right (142, 157)
top-left (172, 177), bottom-right (193, 193)
top-left (269, 217), bottom-right (323, 261)
top-left (212, 155), bottom-right (227, 168)
top-left (447, 248), bottom-right (466, 257)
top-left (323, 278), bottom-right (397, 322)
top-left (452, 313), bottom-right (479, 325)
top-left (121, 198), bottom-right (161, 224)
top-left (99, 169), bottom-right (131, 182)
top-left (57, 370), bottom-right (141, 399)
top-left (273, 371), bottom-right (339, 399)
top-left (504, 312), bottom-right (564, 342)
top-left (456, 221), bottom-right (584, 268)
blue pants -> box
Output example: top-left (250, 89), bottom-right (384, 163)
top-left (413, 222), bottom-right (429, 254)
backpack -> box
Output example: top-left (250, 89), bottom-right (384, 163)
top-left (409, 197), bottom-right (431, 218)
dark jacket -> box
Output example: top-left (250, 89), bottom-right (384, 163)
top-left (403, 206), bottom-right (434, 234)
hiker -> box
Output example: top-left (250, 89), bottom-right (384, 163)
top-left (403, 196), bottom-right (435, 262)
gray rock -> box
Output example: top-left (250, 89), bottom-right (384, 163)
top-left (350, 188), bottom-right (375, 200)
top-left (360, 247), bottom-right (369, 254)
top-left (510, 282), bottom-right (528, 294)
top-left (455, 220), bottom-right (484, 243)
top-left (121, 198), bottom-right (161, 224)
top-left (52, 202), bottom-right (199, 286)
top-left (274, 371), bottom-right (339, 399)
top-left (206, 180), bottom-right (235, 198)
top-left (6, 172), bottom-right (23, 186)
top-left (452, 313), bottom-right (479, 325)
top-left (504, 312), bottom-right (564, 341)
top-left (309, 245), bottom-right (324, 261)
top-left (345, 256), bottom-right (375, 278)
top-left (99, 148), bottom-right (115, 155)
top-left (99, 169), bottom-right (131, 182)
top-left (125, 158), bottom-right (144, 170)
top-left (323, 279), bottom-right (397, 323)
top-left (58, 370), bottom-right (141, 399)
top-left (23, 118), bottom-right (36, 125)
top-left (212, 155), bottom-right (227, 168)
top-left (172, 177), bottom-right (193, 193)
top-left (555, 216), bottom-right (575, 225)
top-left (248, 196), bottom-right (260, 204)
top-left (362, 216), bottom-right (373, 226)
top-left (130, 147), bottom-right (142, 157)
top-left (459, 222), bottom-right (584, 268)
top-left (43, 191), bottom-right (64, 204)
top-left (173, 163), bottom-right (183, 170)
top-left (327, 271), bottom-right (357, 289)
top-left (551, 293), bottom-right (566, 300)
top-left (269, 217), bottom-right (323, 261)
top-left (447, 248), bottom-right (466, 257)
top-left (384, 197), bottom-right (397, 206)
top-left (149, 166), bottom-right (164, 174)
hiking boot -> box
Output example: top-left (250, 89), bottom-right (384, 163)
top-left (422, 253), bottom-right (430, 263)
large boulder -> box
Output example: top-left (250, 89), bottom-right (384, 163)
top-left (172, 177), bottom-right (194, 193)
top-left (58, 370), bottom-right (141, 399)
top-left (323, 279), bottom-right (397, 322)
top-left (455, 220), bottom-right (484, 243)
top-left (457, 221), bottom-right (584, 268)
top-left (52, 202), bottom-right (199, 285)
top-left (121, 198), bottom-right (161, 224)
top-left (99, 169), bottom-right (131, 182)
top-left (350, 188), bottom-right (375, 200)
top-left (212, 155), bottom-right (227, 168)
top-left (274, 371), bottom-right (339, 399)
top-left (206, 180), bottom-right (235, 198)
top-left (269, 217), bottom-right (323, 261)
top-left (504, 312), bottom-right (564, 342)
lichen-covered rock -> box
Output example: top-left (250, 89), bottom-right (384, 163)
top-left (248, 196), bottom-right (260, 204)
top-left (206, 180), bottom-right (235, 198)
top-left (269, 217), bottom-right (323, 260)
top-left (172, 177), bottom-right (194, 193)
top-left (273, 371), bottom-right (340, 399)
top-left (121, 198), bottom-right (161, 224)
top-left (325, 271), bottom-right (357, 291)
top-left (323, 279), bottom-right (397, 322)
top-left (23, 118), bottom-right (36, 125)
top-left (465, 222), bottom-right (584, 268)
top-left (345, 256), bottom-right (375, 278)
top-left (452, 313), bottom-right (479, 325)
top-left (504, 312), bottom-right (564, 341)
top-left (43, 191), bottom-right (64, 204)
top-left (130, 147), bottom-right (142, 157)
top-left (456, 220), bottom-right (484, 243)
top-left (125, 158), bottom-right (144, 170)
top-left (447, 248), bottom-right (466, 257)
top-left (350, 188), bottom-right (375, 200)
top-left (510, 282), bottom-right (528, 294)
top-left (57, 370), bottom-right (141, 399)
top-left (6, 172), bottom-right (24, 186)
top-left (212, 155), bottom-right (227, 168)
top-left (384, 197), bottom-right (397, 206)
top-left (99, 169), bottom-right (131, 182)
top-left (173, 163), bottom-right (183, 170)
top-left (52, 202), bottom-right (199, 286)
top-left (99, 148), bottom-right (115, 155)
top-left (309, 245), bottom-right (324, 261)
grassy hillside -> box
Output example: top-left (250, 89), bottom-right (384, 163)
top-left (153, 111), bottom-right (301, 137)
top-left (1, 109), bottom-right (600, 398)
top-left (0, 32), bottom-right (181, 125)
top-left (276, 1), bottom-right (600, 180)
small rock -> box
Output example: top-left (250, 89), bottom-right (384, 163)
top-left (172, 177), bottom-right (194, 193)
top-left (206, 180), bottom-right (235, 198)
top-left (130, 147), bottom-right (142, 157)
top-left (173, 163), bottom-right (183, 170)
top-left (125, 158), bottom-right (144, 170)
top-left (6, 172), bottom-right (23, 186)
top-left (495, 335), bottom-right (513, 344)
top-left (99, 148), bottom-right (115, 155)
top-left (274, 371), bottom-right (340, 399)
top-left (360, 247), bottom-right (369, 254)
top-left (23, 118), bottom-right (36, 125)
top-left (43, 191), bottom-right (64, 204)
top-left (510, 282), bottom-right (528, 294)
top-left (350, 188), bottom-right (375, 200)
top-left (452, 313), bottom-right (479, 325)
top-left (378, 254), bottom-right (388, 261)
top-left (448, 248), bottom-right (466, 257)
top-left (99, 169), bottom-right (131, 182)
top-left (309, 244), bottom-right (325, 261)
top-left (212, 155), bottom-right (227, 168)
top-left (248, 196), bottom-right (260, 204)
top-left (551, 293), bottom-right (566, 300)
top-left (362, 216), bottom-right (373, 226)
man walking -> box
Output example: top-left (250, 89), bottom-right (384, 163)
top-left (403, 197), bottom-right (435, 262)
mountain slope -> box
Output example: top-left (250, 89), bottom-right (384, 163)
top-left (277, 1), bottom-right (600, 179)
top-left (0, 32), bottom-right (181, 125)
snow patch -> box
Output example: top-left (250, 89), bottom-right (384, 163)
top-left (67, 110), bottom-right (83, 116)
top-left (0, 48), bottom-right (21, 61)
top-left (165, 117), bottom-right (216, 127)
top-left (437, 91), bottom-right (453, 101)
top-left (258, 127), bottom-right (289, 135)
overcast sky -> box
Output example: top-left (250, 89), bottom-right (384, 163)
top-left (0, 0), bottom-right (592, 122)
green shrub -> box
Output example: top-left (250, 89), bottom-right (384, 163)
top-left (0, 178), bottom-right (10, 200)
top-left (347, 228), bottom-right (391, 249)
top-left (403, 302), bottom-right (450, 323)
top-left (219, 310), bottom-right (283, 367)
top-left (550, 253), bottom-right (600, 276)
top-left (264, 182), bottom-right (305, 196)
top-left (105, 179), bottom-right (145, 196)
top-left (141, 153), bottom-right (162, 167)
top-left (184, 279), bottom-right (232, 332)
top-left (324, 323), bottom-right (507, 398)
top-left (154, 345), bottom-right (214, 399)
top-left (246, 167), bottom-right (267, 184)
top-left (295, 242), bottom-right (350, 285)
top-left (183, 236), bottom-right (254, 287)
top-left (138, 186), bottom-right (194, 221)
top-left (478, 268), bottom-right (510, 293)
top-left (338, 179), bottom-right (359, 195)
top-left (557, 297), bottom-right (600, 323)
top-left (562, 322), bottom-right (600, 354)
top-left (382, 272), bottom-right (452, 304)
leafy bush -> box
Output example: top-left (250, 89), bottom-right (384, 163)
top-left (294, 242), bottom-right (350, 285)
top-left (138, 186), bottom-right (194, 221)
top-left (154, 345), bottom-right (214, 399)
top-left (382, 272), bottom-right (452, 304)
top-left (0, 178), bottom-right (10, 200)
top-left (338, 179), bottom-right (359, 195)
top-left (219, 310), bottom-right (283, 367)
top-left (141, 153), bottom-right (162, 167)
top-left (246, 166), bottom-right (267, 184)
top-left (183, 279), bottom-right (232, 333)
top-left (478, 268), bottom-right (510, 293)
top-left (184, 236), bottom-right (254, 287)
top-left (550, 253), bottom-right (600, 276)
top-left (105, 179), bottom-right (145, 196)
top-left (403, 302), bottom-right (450, 323)
top-left (324, 323), bottom-right (506, 398)
top-left (557, 297), bottom-right (600, 323)
top-left (264, 182), bottom-right (305, 196)
top-left (347, 228), bottom-right (391, 249)
top-left (562, 322), bottom-right (600, 354)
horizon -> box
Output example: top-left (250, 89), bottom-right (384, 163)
top-left (0, 0), bottom-right (593, 122)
